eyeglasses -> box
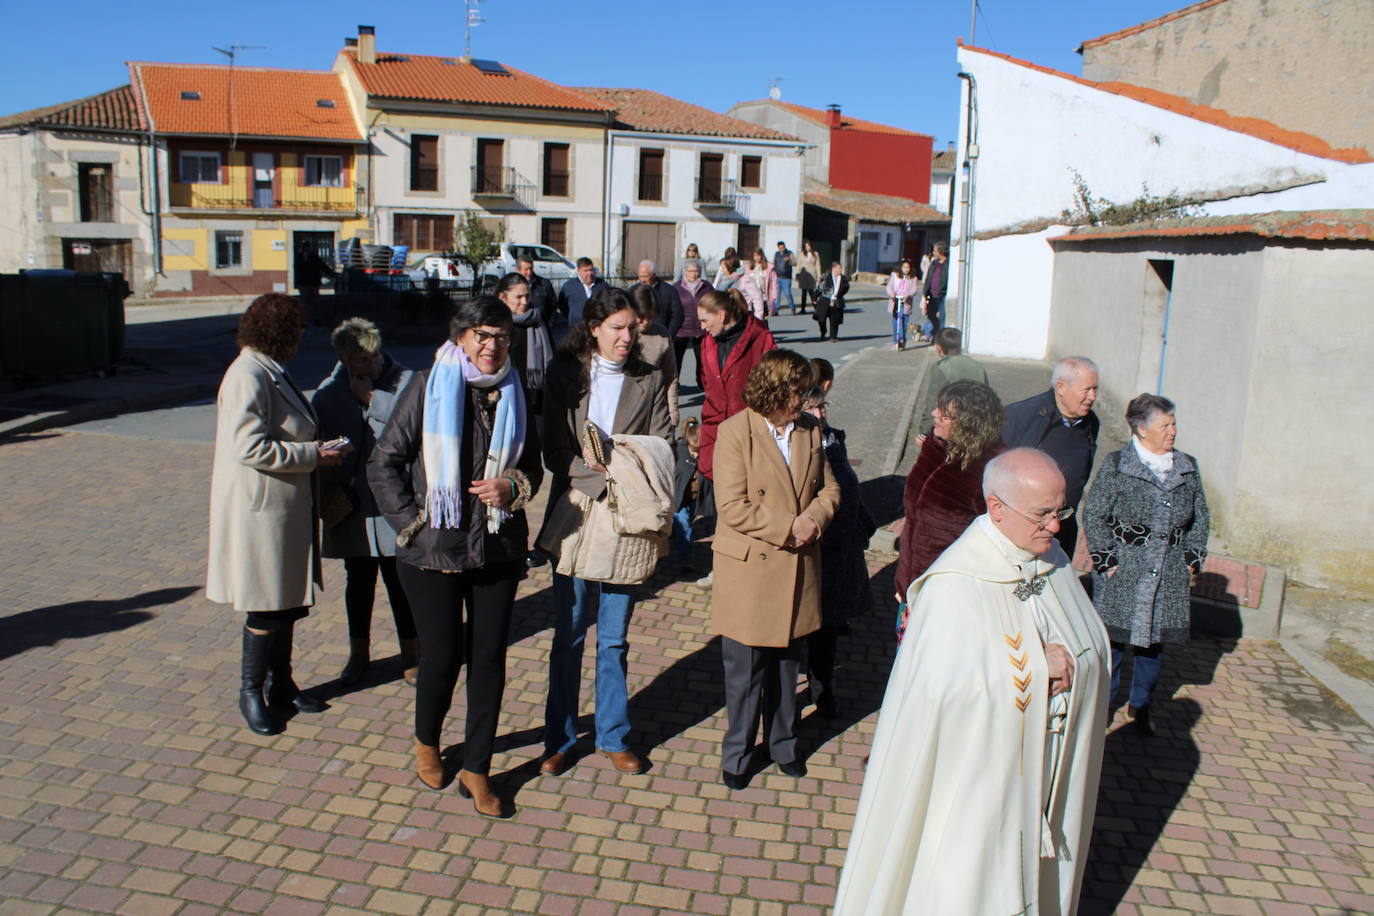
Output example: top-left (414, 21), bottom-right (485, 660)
top-left (932, 408), bottom-right (957, 423)
top-left (472, 330), bottom-right (512, 348)
top-left (992, 492), bottom-right (1074, 529)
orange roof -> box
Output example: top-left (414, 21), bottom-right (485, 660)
top-left (130, 63), bottom-right (362, 141)
top-left (804, 185), bottom-right (948, 224)
top-left (958, 41), bottom-right (1372, 164)
top-left (1047, 209), bottom-right (1374, 244)
top-left (1080, 0), bottom-right (1230, 51)
top-left (572, 87), bottom-right (797, 141)
top-left (342, 50), bottom-right (611, 114)
top-left (0, 85), bottom-right (142, 133)
top-left (739, 100), bottom-right (930, 139)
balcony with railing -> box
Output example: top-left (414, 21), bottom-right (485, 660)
top-left (472, 165), bottom-right (536, 201)
top-left (169, 180), bottom-right (361, 215)
top-left (695, 177), bottom-right (744, 211)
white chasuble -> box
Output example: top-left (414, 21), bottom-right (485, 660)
top-left (833, 516), bottom-right (1109, 916)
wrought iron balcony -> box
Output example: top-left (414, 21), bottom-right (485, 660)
top-left (695, 177), bottom-right (741, 210)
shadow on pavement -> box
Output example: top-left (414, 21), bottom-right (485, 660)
top-left (860, 474), bottom-right (907, 529)
top-left (799, 558), bottom-right (899, 763)
top-left (1083, 632), bottom-right (1236, 914)
top-left (1082, 697), bottom-right (1204, 916)
top-left (0, 585), bottom-right (199, 663)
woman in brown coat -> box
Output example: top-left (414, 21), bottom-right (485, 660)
top-left (711, 350), bottom-right (840, 789)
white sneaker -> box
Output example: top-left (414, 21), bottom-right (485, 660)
top-left (694, 571), bottom-right (714, 587)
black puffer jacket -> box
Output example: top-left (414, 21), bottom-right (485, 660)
top-left (368, 369), bottom-right (543, 572)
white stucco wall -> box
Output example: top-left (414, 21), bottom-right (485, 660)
top-left (605, 134), bottom-right (803, 275)
top-left (1047, 238), bottom-right (1374, 593)
top-left (950, 44), bottom-right (1374, 359)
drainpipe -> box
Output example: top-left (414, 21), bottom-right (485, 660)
top-left (955, 71), bottom-right (978, 346)
top-left (601, 126), bottom-right (614, 274)
top-left (136, 70), bottom-right (164, 278)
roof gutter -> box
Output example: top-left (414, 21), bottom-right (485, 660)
top-left (606, 128), bottom-right (809, 150)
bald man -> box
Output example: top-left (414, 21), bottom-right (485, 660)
top-left (835, 448), bottom-right (1109, 916)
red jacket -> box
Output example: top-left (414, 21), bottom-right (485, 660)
top-left (698, 316), bottom-right (776, 479)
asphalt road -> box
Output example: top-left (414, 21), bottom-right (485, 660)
top-left (59, 286), bottom-right (899, 445)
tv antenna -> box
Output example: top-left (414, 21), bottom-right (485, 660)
top-left (212, 43), bottom-right (265, 149)
top-left (464, 0), bottom-right (485, 60)
top-left (768, 76), bottom-right (785, 100)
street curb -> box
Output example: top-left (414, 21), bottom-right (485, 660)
top-left (869, 350), bottom-right (932, 554)
top-left (1281, 635), bottom-right (1374, 729)
top-left (0, 381), bottom-right (218, 438)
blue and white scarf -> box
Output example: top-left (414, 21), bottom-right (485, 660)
top-left (423, 340), bottom-right (526, 534)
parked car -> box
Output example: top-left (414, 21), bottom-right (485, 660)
top-left (404, 242), bottom-right (578, 290)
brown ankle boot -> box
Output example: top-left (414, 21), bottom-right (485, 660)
top-left (458, 769), bottom-right (511, 819)
top-left (414, 739), bottom-right (444, 789)
top-left (399, 638), bottom-right (420, 686)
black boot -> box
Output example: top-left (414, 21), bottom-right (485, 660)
top-left (240, 628), bottom-right (282, 735)
top-left (265, 624), bottom-right (326, 714)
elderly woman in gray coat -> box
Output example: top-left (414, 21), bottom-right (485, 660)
top-left (1084, 393), bottom-right (1209, 735)
top-left (312, 318), bottom-right (418, 687)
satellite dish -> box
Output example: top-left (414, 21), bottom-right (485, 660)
top-left (768, 85), bottom-right (782, 100)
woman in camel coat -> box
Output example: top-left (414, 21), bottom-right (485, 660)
top-left (711, 349), bottom-right (839, 789)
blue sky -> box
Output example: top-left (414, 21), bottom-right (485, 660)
top-left (6, 0), bottom-right (1187, 144)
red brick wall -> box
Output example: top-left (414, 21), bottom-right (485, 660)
top-left (828, 129), bottom-right (932, 202)
top-left (153, 270), bottom-right (288, 297)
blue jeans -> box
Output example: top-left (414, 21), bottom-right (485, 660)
top-left (892, 307), bottom-right (908, 347)
top-left (546, 574), bottom-right (637, 753)
top-left (1110, 642), bottom-right (1164, 709)
top-left (776, 278), bottom-right (795, 312)
top-left (671, 505), bottom-right (693, 559)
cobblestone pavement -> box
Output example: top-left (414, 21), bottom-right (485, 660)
top-left (2, 430), bottom-right (1373, 915)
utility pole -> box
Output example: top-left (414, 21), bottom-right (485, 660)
top-left (969, 0), bottom-right (977, 46)
top-left (212, 43), bottom-right (265, 149)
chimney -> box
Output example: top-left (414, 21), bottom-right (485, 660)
top-left (344, 37), bottom-right (357, 49)
top-left (357, 25), bottom-right (376, 64)
top-left (826, 104), bottom-right (842, 128)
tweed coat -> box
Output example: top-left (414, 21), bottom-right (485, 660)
top-left (206, 348), bottom-right (322, 612)
top-left (1083, 443), bottom-right (1210, 647)
top-left (710, 410), bottom-right (840, 648)
top-left (311, 354), bottom-right (413, 559)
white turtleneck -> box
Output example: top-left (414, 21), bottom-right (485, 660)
top-left (587, 353), bottom-right (626, 437)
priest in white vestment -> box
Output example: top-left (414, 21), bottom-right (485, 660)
top-left (834, 448), bottom-right (1109, 916)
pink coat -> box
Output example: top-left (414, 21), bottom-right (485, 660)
top-left (887, 274), bottom-right (920, 314)
top-left (739, 265), bottom-right (778, 318)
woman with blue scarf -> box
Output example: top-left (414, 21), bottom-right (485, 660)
top-left (368, 297), bottom-right (542, 818)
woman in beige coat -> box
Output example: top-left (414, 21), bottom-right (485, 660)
top-left (207, 294), bottom-right (348, 736)
top-left (711, 349), bottom-right (839, 789)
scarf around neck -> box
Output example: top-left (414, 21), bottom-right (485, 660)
top-left (1132, 435), bottom-right (1174, 481)
top-left (510, 307), bottom-right (552, 390)
top-left (423, 340), bottom-right (526, 533)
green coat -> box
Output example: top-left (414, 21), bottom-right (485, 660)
top-left (916, 353), bottom-right (989, 435)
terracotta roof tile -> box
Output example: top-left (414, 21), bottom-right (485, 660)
top-left (804, 184), bottom-right (948, 224)
top-left (344, 50), bottom-right (610, 113)
top-left (0, 85), bottom-right (142, 133)
top-left (739, 100), bottom-right (931, 138)
top-left (1047, 209), bottom-right (1374, 244)
top-left (1080, 0), bottom-right (1230, 50)
top-left (130, 63), bottom-right (362, 141)
top-left (959, 41), bottom-right (1372, 164)
top-left (572, 87), bottom-right (797, 141)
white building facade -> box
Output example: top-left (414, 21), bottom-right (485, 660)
top-left (949, 42), bottom-right (1374, 359)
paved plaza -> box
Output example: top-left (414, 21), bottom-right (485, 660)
top-left (1, 428), bottom-right (1373, 915)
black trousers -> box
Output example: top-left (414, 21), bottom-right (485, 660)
top-left (806, 626), bottom-right (839, 707)
top-left (720, 636), bottom-right (802, 775)
top-left (815, 309), bottom-right (841, 340)
top-left (245, 607), bottom-right (307, 631)
top-left (673, 336), bottom-right (703, 388)
top-left (343, 556), bottom-right (416, 640)
top-left (398, 561), bottom-right (519, 773)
